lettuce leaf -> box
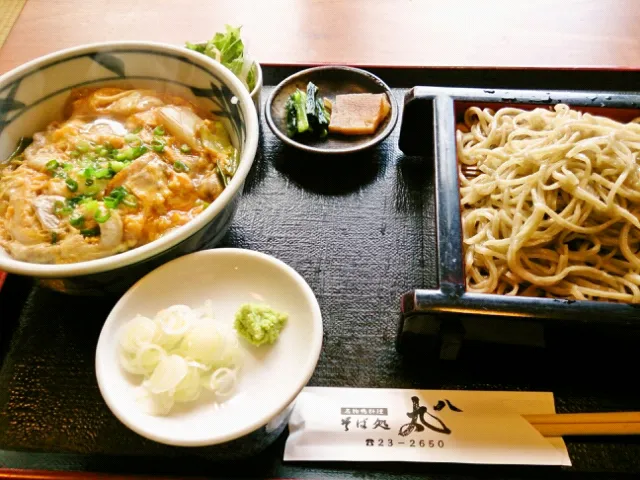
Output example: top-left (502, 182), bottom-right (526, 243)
top-left (186, 25), bottom-right (256, 92)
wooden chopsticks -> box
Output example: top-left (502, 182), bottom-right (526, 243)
top-left (523, 412), bottom-right (640, 437)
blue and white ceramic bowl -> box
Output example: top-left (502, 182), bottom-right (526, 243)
top-left (0, 42), bottom-right (259, 294)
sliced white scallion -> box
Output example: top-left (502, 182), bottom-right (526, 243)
top-left (118, 301), bottom-right (244, 416)
top-left (179, 324), bottom-right (226, 367)
top-left (206, 367), bottom-right (237, 398)
top-left (156, 305), bottom-right (194, 335)
top-left (134, 385), bottom-right (175, 416)
top-left (134, 344), bottom-right (166, 376)
top-left (119, 315), bottom-right (158, 354)
top-left (174, 366), bottom-right (203, 403)
top-left (145, 354), bottom-right (189, 394)
top-left (119, 350), bottom-right (146, 375)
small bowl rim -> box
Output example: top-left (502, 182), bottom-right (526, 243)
top-left (95, 248), bottom-right (323, 447)
top-left (264, 65), bottom-right (399, 155)
top-left (0, 41), bottom-right (259, 278)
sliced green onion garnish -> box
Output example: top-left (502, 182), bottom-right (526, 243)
top-left (109, 161), bottom-right (125, 173)
top-left (94, 207), bottom-right (111, 223)
top-left (70, 150), bottom-right (80, 158)
top-left (122, 194), bottom-right (138, 208)
top-left (65, 178), bottom-right (78, 192)
top-left (180, 144), bottom-right (191, 153)
top-left (62, 163), bottom-right (73, 171)
top-left (66, 196), bottom-right (85, 207)
top-left (80, 227), bottom-right (100, 237)
top-left (104, 186), bottom-right (128, 209)
top-left (131, 126), bottom-right (143, 134)
top-left (83, 200), bottom-right (99, 215)
top-left (81, 167), bottom-right (95, 178)
top-left (124, 133), bottom-right (141, 145)
top-left (115, 150), bottom-right (128, 161)
top-left (69, 213), bottom-right (85, 227)
top-left (174, 160), bottom-right (189, 172)
top-left (133, 145), bottom-right (149, 160)
top-left (132, 145), bottom-right (148, 159)
top-left (153, 125), bottom-right (165, 136)
top-left (46, 159), bottom-right (59, 171)
top-left (151, 139), bottom-right (165, 153)
top-left (95, 168), bottom-right (113, 179)
top-left (53, 200), bottom-right (73, 217)
top-left (51, 232), bottom-right (58, 244)
top-left (85, 185), bottom-right (100, 196)
top-left (76, 141), bottom-right (91, 153)
top-left (85, 178), bottom-right (94, 186)
top-left (116, 145), bottom-right (148, 161)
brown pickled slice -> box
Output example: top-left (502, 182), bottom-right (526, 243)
top-left (328, 93), bottom-right (391, 135)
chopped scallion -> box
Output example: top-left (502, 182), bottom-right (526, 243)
top-left (104, 186), bottom-right (128, 209)
top-left (76, 141), bottom-right (91, 153)
top-left (180, 144), bottom-right (191, 153)
top-left (65, 178), bottom-right (78, 192)
top-left (153, 125), bottom-right (165, 136)
top-left (109, 161), bottom-right (125, 173)
top-left (95, 168), bottom-right (113, 179)
top-left (69, 213), bottom-right (85, 227)
top-left (82, 167), bottom-right (95, 178)
top-left (151, 139), bottom-right (165, 153)
top-left (82, 200), bottom-right (99, 215)
top-left (53, 200), bottom-right (72, 217)
top-left (45, 159), bottom-right (59, 171)
top-left (94, 207), bottom-right (111, 224)
top-left (174, 160), bottom-right (189, 172)
top-left (124, 133), bottom-right (141, 145)
top-left (80, 227), bottom-right (100, 237)
top-left (122, 194), bottom-right (138, 208)
top-left (85, 184), bottom-right (100, 196)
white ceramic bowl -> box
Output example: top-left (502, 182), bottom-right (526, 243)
top-left (95, 248), bottom-right (323, 452)
top-left (0, 42), bottom-right (259, 294)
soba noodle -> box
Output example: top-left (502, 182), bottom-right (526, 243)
top-left (457, 104), bottom-right (640, 303)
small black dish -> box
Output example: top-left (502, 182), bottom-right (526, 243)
top-left (265, 66), bottom-right (398, 155)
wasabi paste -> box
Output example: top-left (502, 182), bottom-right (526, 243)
top-left (234, 303), bottom-right (288, 346)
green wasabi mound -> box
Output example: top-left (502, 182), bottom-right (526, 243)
top-left (234, 303), bottom-right (288, 346)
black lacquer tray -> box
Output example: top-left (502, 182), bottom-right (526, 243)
top-left (397, 87), bottom-right (640, 360)
top-left (1, 67), bottom-right (640, 479)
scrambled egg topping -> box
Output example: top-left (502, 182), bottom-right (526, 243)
top-left (0, 87), bottom-right (238, 264)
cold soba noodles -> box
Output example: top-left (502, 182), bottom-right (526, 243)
top-left (458, 104), bottom-right (640, 303)
top-left (0, 88), bottom-right (238, 264)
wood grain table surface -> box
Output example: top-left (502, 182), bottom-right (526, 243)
top-left (1, 0), bottom-right (640, 73)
